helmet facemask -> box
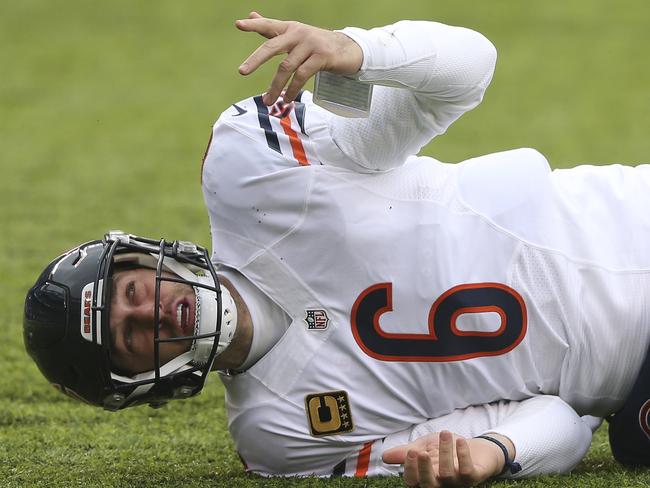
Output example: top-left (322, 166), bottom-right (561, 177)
top-left (93, 231), bottom-right (234, 410)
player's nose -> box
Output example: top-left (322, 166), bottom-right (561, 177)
top-left (129, 302), bottom-right (163, 329)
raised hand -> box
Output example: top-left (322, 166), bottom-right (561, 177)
top-left (235, 12), bottom-right (363, 105)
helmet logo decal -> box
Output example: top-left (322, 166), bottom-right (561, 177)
top-left (83, 290), bottom-right (92, 334)
top-left (80, 281), bottom-right (103, 345)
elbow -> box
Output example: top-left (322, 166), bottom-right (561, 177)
top-left (463, 28), bottom-right (497, 92)
top-left (480, 35), bottom-right (497, 90)
top-left (420, 23), bottom-right (498, 100)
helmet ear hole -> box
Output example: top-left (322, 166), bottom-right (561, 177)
top-left (103, 392), bottom-right (127, 411)
top-left (173, 385), bottom-right (195, 399)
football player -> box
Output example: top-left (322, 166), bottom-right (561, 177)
top-left (23, 12), bottom-right (650, 487)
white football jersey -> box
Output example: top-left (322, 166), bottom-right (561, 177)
top-left (201, 20), bottom-right (650, 476)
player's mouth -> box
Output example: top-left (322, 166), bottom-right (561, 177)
top-left (175, 299), bottom-right (194, 334)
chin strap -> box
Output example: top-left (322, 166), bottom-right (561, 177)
top-left (110, 350), bottom-right (196, 405)
top-left (192, 275), bottom-right (238, 363)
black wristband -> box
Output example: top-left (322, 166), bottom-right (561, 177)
top-left (474, 435), bottom-right (522, 475)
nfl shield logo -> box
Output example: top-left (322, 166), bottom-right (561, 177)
top-left (304, 309), bottom-right (330, 330)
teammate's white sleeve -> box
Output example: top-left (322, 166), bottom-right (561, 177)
top-left (380, 396), bottom-right (597, 478)
top-left (316, 20), bottom-right (496, 172)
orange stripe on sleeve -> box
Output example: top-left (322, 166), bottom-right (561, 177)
top-left (355, 441), bottom-right (373, 477)
top-left (280, 111), bottom-right (309, 166)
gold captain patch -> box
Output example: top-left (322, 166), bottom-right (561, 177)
top-left (305, 390), bottom-right (354, 436)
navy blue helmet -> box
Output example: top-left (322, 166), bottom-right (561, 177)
top-left (24, 232), bottom-right (225, 410)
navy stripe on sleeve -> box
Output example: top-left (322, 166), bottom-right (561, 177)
top-left (294, 102), bottom-right (306, 134)
top-left (331, 459), bottom-right (346, 477)
top-left (254, 95), bottom-right (282, 154)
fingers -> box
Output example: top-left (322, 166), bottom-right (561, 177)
top-left (404, 449), bottom-right (440, 488)
top-left (237, 19), bottom-right (324, 104)
top-left (382, 445), bottom-right (409, 465)
top-left (283, 54), bottom-right (324, 102)
top-left (391, 432), bottom-right (483, 487)
top-left (418, 451), bottom-right (437, 487)
top-left (437, 430), bottom-right (456, 480)
top-left (236, 12), bottom-right (295, 77)
top-left (235, 12), bottom-right (287, 39)
top-left (264, 46), bottom-right (313, 105)
top-left (401, 437), bottom-right (440, 488)
top-left (403, 450), bottom-right (421, 487)
top-left (383, 434), bottom-right (438, 465)
top-left (235, 14), bottom-right (345, 105)
top-left (235, 13), bottom-right (364, 105)
top-left (238, 29), bottom-right (295, 76)
top-left (456, 437), bottom-right (476, 484)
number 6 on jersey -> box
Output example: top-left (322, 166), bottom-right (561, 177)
top-left (351, 282), bottom-right (527, 362)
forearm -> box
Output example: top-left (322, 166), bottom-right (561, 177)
top-left (341, 21), bottom-right (496, 96)
top-left (386, 396), bottom-right (595, 479)
top-left (328, 20), bottom-right (497, 171)
top-left (480, 396), bottom-right (595, 478)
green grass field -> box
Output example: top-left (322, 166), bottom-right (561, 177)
top-left (2, 1), bottom-right (650, 486)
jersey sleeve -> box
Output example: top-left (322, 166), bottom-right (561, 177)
top-left (380, 396), bottom-right (597, 479)
top-left (479, 396), bottom-right (598, 478)
top-left (310, 20), bottom-right (497, 172)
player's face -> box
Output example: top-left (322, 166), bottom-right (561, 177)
top-left (109, 268), bottom-right (196, 375)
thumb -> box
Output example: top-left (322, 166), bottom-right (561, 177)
top-left (382, 444), bottom-right (410, 464)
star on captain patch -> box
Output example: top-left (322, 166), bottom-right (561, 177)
top-left (304, 309), bottom-right (330, 330)
top-left (305, 390), bottom-right (354, 436)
